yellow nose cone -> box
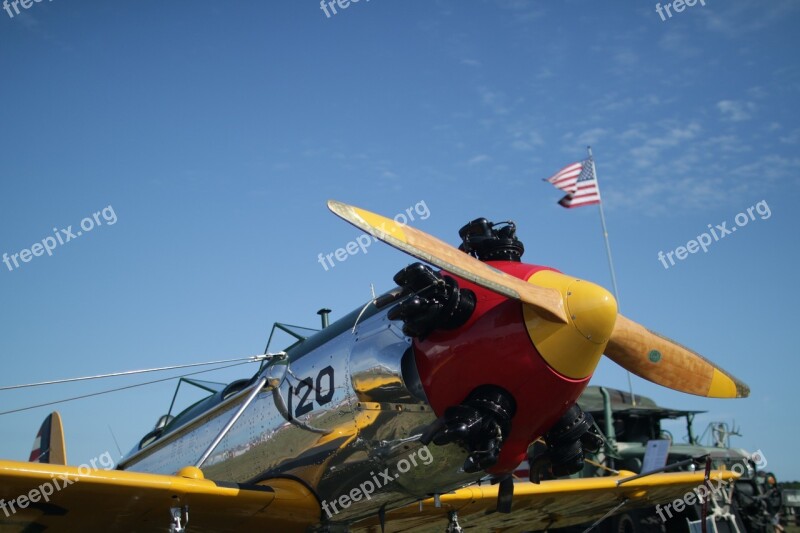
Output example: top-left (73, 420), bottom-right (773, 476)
top-left (567, 279), bottom-right (618, 345)
top-left (524, 270), bottom-right (618, 379)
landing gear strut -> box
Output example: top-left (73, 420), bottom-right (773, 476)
top-left (446, 510), bottom-right (463, 533)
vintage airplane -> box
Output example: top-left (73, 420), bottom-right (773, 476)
top-left (0, 200), bottom-right (747, 532)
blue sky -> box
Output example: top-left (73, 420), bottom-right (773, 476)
top-left (1, 1), bottom-right (798, 481)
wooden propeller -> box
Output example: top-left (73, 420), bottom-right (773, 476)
top-left (605, 315), bottom-right (748, 398)
top-left (328, 200), bottom-right (749, 399)
top-left (327, 200), bottom-right (567, 324)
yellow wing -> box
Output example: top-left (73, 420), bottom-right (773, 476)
top-left (0, 458), bottom-right (738, 532)
top-left (351, 470), bottom-right (739, 532)
top-left (0, 459), bottom-right (319, 532)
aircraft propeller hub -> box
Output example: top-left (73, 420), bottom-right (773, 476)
top-left (564, 279), bottom-right (618, 345)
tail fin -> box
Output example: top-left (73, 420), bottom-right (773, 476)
top-left (29, 411), bottom-right (67, 465)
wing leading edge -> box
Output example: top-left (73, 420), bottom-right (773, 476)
top-left (351, 469), bottom-right (739, 532)
top-left (0, 460), bottom-right (319, 532)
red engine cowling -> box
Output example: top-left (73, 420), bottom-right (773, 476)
top-left (412, 261), bottom-right (593, 474)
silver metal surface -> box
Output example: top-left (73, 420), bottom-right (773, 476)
top-left (195, 375), bottom-right (267, 468)
top-left (121, 309), bottom-right (483, 526)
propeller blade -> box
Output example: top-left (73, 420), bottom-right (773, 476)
top-left (328, 200), bottom-right (748, 398)
top-left (327, 200), bottom-right (568, 324)
top-left (605, 314), bottom-right (749, 398)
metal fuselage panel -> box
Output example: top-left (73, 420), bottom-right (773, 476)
top-left (120, 310), bottom-right (481, 522)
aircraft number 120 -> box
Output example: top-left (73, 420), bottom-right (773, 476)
top-left (287, 365), bottom-right (335, 420)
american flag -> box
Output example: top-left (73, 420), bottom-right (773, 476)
top-left (544, 158), bottom-right (601, 208)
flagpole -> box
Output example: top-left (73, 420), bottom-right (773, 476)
top-left (587, 146), bottom-right (636, 405)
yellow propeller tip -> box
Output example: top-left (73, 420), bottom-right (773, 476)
top-left (707, 369), bottom-right (750, 398)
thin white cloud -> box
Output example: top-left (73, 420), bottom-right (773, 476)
top-left (576, 128), bottom-right (610, 147)
top-left (701, 0), bottom-right (799, 35)
top-left (658, 30), bottom-right (700, 57)
top-left (477, 87), bottom-right (509, 116)
top-left (619, 126), bottom-right (647, 142)
top-left (779, 129), bottom-right (800, 144)
top-left (747, 86), bottom-right (768, 99)
top-left (496, 0), bottom-right (546, 22)
top-left (704, 135), bottom-right (749, 153)
top-left (467, 154), bottom-right (490, 165)
top-left (730, 154), bottom-right (800, 182)
top-left (613, 50), bottom-right (639, 68)
top-left (509, 126), bottom-right (544, 152)
top-left (717, 100), bottom-right (756, 122)
top-left (627, 121), bottom-right (702, 168)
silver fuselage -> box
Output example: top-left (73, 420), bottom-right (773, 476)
top-left (117, 304), bottom-right (481, 525)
